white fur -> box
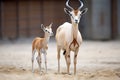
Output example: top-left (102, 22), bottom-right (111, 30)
top-left (56, 22), bottom-right (82, 51)
top-left (55, 0), bottom-right (87, 75)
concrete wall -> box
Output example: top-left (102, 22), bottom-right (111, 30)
top-left (118, 0), bottom-right (120, 38)
top-left (1, 1), bottom-right (17, 38)
top-left (91, 0), bottom-right (111, 40)
top-left (0, 0), bottom-right (68, 39)
top-left (0, 0), bottom-right (120, 40)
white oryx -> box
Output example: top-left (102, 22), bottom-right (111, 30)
top-left (32, 23), bottom-right (53, 74)
top-left (56, 0), bottom-right (88, 75)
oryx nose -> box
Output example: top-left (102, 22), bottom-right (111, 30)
top-left (75, 20), bottom-right (78, 23)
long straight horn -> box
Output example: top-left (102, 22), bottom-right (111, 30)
top-left (78, 0), bottom-right (83, 10)
top-left (66, 0), bottom-right (73, 10)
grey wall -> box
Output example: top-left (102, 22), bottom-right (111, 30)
top-left (91, 0), bottom-right (111, 40)
top-left (118, 0), bottom-right (120, 38)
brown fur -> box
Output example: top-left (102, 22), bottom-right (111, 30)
top-left (69, 38), bottom-right (79, 50)
top-left (72, 39), bottom-right (78, 46)
top-left (31, 23), bottom-right (53, 74)
top-left (32, 37), bottom-right (48, 53)
top-left (74, 9), bottom-right (79, 16)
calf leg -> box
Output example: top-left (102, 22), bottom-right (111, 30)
top-left (32, 50), bottom-right (35, 73)
top-left (44, 52), bottom-right (47, 73)
top-left (36, 51), bottom-right (41, 73)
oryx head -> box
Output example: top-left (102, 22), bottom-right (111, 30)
top-left (64, 0), bottom-right (88, 24)
top-left (41, 23), bottom-right (54, 36)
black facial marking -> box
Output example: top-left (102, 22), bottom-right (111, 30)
top-left (45, 29), bottom-right (50, 33)
top-left (69, 13), bottom-right (72, 16)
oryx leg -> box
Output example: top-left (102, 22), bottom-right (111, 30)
top-left (66, 48), bottom-right (71, 74)
top-left (74, 48), bottom-right (79, 75)
top-left (63, 50), bottom-right (67, 66)
top-left (57, 46), bottom-right (61, 73)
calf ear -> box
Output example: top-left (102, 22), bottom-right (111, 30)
top-left (49, 22), bottom-right (53, 28)
top-left (41, 24), bottom-right (45, 31)
top-left (64, 8), bottom-right (71, 15)
top-left (81, 8), bottom-right (88, 15)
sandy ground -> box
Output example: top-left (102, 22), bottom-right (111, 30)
top-left (0, 38), bottom-right (120, 80)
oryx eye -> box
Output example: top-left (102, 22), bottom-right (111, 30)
top-left (45, 30), bottom-right (47, 32)
top-left (69, 13), bottom-right (72, 16)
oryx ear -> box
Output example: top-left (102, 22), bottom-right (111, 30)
top-left (81, 8), bottom-right (88, 15)
top-left (64, 8), bottom-right (71, 15)
top-left (41, 24), bottom-right (45, 31)
top-left (49, 22), bottom-right (53, 28)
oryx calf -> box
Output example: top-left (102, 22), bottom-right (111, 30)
top-left (32, 23), bottom-right (53, 74)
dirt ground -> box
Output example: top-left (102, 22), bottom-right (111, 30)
top-left (0, 38), bottom-right (120, 80)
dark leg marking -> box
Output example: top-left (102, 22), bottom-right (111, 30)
top-left (68, 55), bottom-right (70, 58)
top-left (63, 50), bottom-right (66, 55)
top-left (74, 55), bottom-right (77, 58)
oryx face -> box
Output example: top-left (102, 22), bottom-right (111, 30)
top-left (69, 10), bottom-right (81, 24)
top-left (41, 23), bottom-right (54, 36)
top-left (64, 0), bottom-right (88, 24)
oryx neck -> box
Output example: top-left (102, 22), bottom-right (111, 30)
top-left (72, 22), bottom-right (79, 39)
